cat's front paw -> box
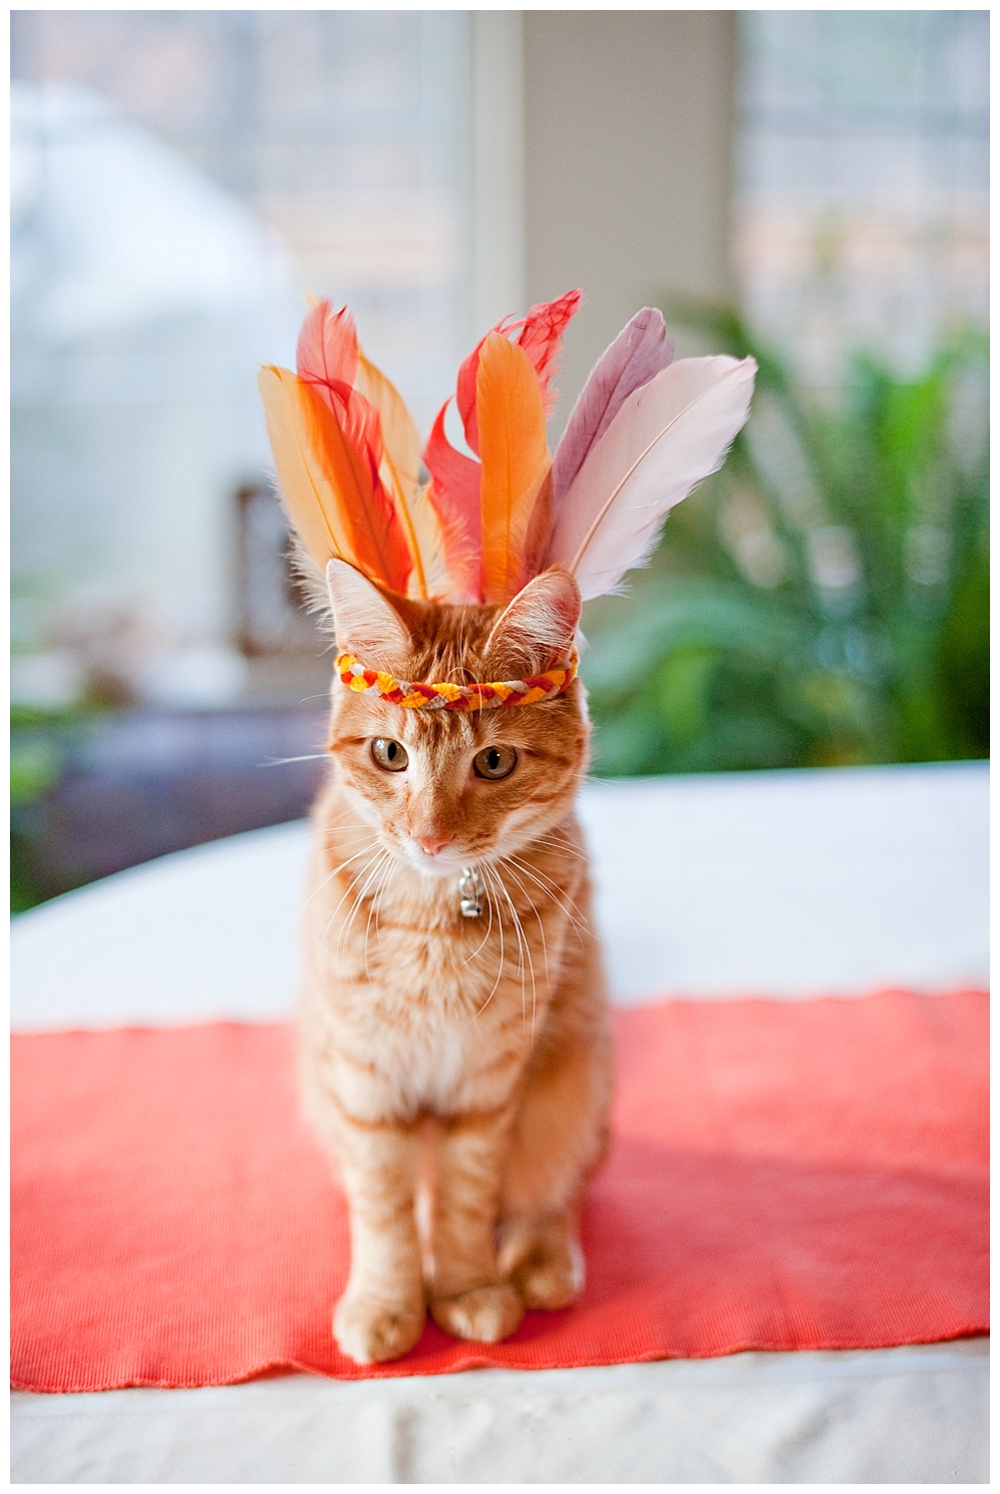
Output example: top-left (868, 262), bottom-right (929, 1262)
top-left (510, 1237), bottom-right (585, 1310)
top-left (498, 1216), bottom-right (586, 1310)
top-left (510, 1242), bottom-right (583, 1310)
top-left (430, 1283), bottom-right (524, 1343)
top-left (334, 1291), bottom-right (426, 1364)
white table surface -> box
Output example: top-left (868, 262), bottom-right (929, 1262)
top-left (10, 762), bottom-right (989, 1483)
top-left (11, 760), bottom-right (989, 1028)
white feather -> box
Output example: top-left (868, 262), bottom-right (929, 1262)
top-left (545, 355), bottom-right (757, 600)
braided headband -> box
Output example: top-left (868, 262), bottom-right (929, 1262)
top-left (335, 648), bottom-right (578, 712)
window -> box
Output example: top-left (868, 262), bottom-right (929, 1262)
top-left (11, 12), bottom-right (473, 705)
top-left (734, 11), bottom-right (988, 384)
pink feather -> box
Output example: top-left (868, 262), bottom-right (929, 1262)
top-left (546, 355), bottom-right (757, 601)
top-left (295, 300), bottom-right (384, 484)
top-left (550, 308), bottom-right (673, 506)
top-left (296, 300), bottom-right (358, 399)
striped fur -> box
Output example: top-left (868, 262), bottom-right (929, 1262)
top-left (300, 570), bottom-right (612, 1363)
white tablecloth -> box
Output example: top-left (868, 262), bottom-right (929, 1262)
top-left (11, 762), bottom-right (989, 1483)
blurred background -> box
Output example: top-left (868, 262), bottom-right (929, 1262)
top-left (11, 11), bottom-right (989, 910)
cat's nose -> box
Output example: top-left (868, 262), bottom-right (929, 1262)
top-left (414, 831), bottom-right (454, 857)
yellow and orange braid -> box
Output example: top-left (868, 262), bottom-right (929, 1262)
top-left (333, 648), bottom-right (579, 712)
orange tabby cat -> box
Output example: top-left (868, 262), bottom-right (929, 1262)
top-left (300, 558), bottom-right (612, 1365)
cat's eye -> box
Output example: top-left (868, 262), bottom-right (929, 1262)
top-left (371, 738), bottom-right (408, 772)
top-left (473, 744), bottom-right (518, 781)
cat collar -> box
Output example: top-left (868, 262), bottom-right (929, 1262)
top-left (334, 648), bottom-right (579, 711)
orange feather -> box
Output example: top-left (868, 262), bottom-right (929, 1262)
top-left (476, 333), bottom-right (551, 605)
top-left (258, 365), bottom-right (412, 595)
top-left (456, 289), bottom-right (582, 454)
top-left (355, 352), bottom-right (421, 499)
top-left (355, 351), bottom-right (429, 598)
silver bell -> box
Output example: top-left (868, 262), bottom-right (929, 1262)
top-left (458, 866), bottom-right (484, 919)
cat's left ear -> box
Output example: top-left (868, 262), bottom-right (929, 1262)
top-left (325, 558), bottom-right (411, 671)
top-left (484, 568), bottom-right (581, 676)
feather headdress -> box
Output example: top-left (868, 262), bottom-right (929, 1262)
top-left (258, 293), bottom-right (756, 702)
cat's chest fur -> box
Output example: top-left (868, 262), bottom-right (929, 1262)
top-left (302, 799), bottom-right (581, 1122)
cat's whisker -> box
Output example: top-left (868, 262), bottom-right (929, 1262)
top-left (493, 874), bottom-right (525, 1028)
top-left (259, 753), bottom-right (331, 767)
top-left (508, 848), bottom-right (588, 919)
top-left (489, 863), bottom-right (535, 1033)
top-left (499, 856), bottom-right (551, 1002)
top-left (529, 830), bottom-right (585, 854)
top-left (509, 849), bottom-right (585, 908)
top-left (365, 853), bottom-right (397, 976)
top-left (373, 854), bottom-right (396, 946)
top-left (339, 850), bottom-right (392, 961)
top-left (510, 890), bottom-right (538, 1036)
top-left (315, 857), bottom-right (383, 971)
top-left (300, 837), bottom-right (381, 920)
top-left (307, 833), bottom-right (379, 885)
top-left (320, 816), bottom-right (386, 844)
top-left (510, 885), bottom-right (538, 1036)
top-left (529, 823), bottom-right (588, 857)
top-left (488, 865), bottom-right (526, 1026)
top-left (337, 855), bottom-right (384, 963)
top-left (362, 862), bottom-right (384, 979)
top-left (471, 868), bottom-right (507, 1022)
top-left (503, 871), bottom-right (586, 959)
top-left (316, 847), bottom-right (386, 966)
top-left (531, 827), bottom-right (586, 859)
top-left (312, 845), bottom-right (383, 955)
top-left (504, 854), bottom-right (590, 947)
top-left (529, 839), bottom-right (587, 872)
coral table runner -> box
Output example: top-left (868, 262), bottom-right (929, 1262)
top-left (12, 990), bottom-right (987, 1391)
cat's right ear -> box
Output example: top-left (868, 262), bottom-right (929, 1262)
top-left (484, 567), bottom-right (582, 676)
top-left (325, 559), bottom-right (411, 671)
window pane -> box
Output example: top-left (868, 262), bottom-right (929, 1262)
top-left (734, 12), bottom-right (988, 383)
top-left (11, 11), bottom-right (471, 705)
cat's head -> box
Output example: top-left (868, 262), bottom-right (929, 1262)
top-left (324, 559), bottom-right (589, 879)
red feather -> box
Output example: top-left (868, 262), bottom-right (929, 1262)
top-left (516, 288), bottom-right (583, 411)
top-left (422, 402), bottom-right (483, 603)
top-left (455, 289), bottom-right (583, 454)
